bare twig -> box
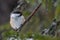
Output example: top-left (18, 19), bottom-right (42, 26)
top-left (19, 3), bottom-right (42, 31)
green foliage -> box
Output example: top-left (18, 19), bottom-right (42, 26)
top-left (55, 0), bottom-right (60, 21)
top-left (23, 10), bottom-right (30, 18)
top-left (2, 32), bottom-right (60, 40)
top-left (0, 0), bottom-right (60, 40)
top-left (0, 23), bottom-right (60, 40)
top-left (26, 0), bottom-right (34, 4)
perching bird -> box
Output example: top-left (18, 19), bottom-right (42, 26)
top-left (10, 10), bottom-right (25, 31)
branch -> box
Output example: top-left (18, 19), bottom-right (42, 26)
top-left (19, 3), bottom-right (42, 31)
top-left (0, 3), bottom-right (42, 33)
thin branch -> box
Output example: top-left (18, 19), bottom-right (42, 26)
top-left (19, 3), bottom-right (42, 31)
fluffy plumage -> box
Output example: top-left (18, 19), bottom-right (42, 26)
top-left (10, 11), bottom-right (25, 30)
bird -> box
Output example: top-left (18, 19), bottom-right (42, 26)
top-left (10, 9), bottom-right (25, 32)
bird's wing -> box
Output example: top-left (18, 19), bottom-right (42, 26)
top-left (20, 15), bottom-right (25, 24)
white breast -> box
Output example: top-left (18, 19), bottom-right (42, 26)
top-left (10, 14), bottom-right (25, 30)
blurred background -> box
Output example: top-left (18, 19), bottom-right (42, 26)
top-left (0, 0), bottom-right (60, 40)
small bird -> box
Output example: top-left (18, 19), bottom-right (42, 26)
top-left (10, 10), bottom-right (25, 31)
